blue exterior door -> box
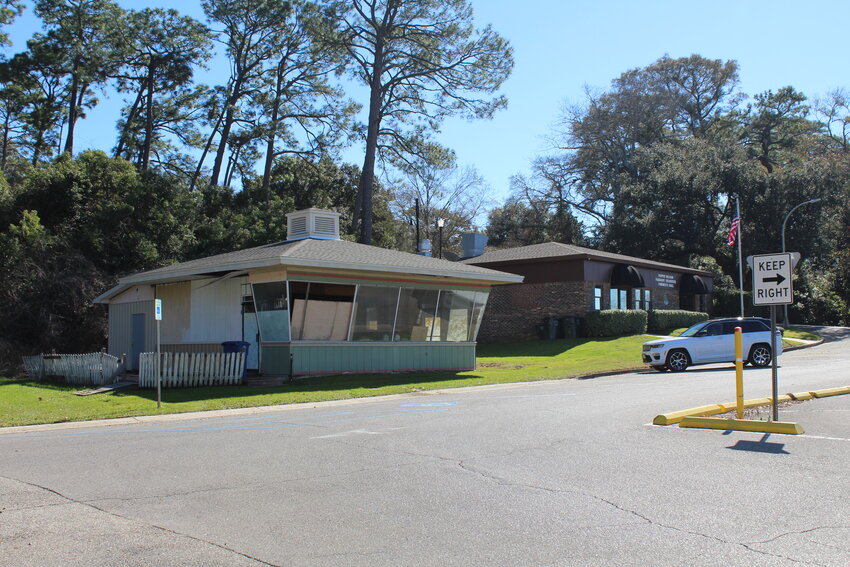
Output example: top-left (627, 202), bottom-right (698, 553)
top-left (130, 313), bottom-right (145, 371)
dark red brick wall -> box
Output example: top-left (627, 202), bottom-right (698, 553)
top-left (477, 281), bottom-right (593, 343)
top-left (477, 281), bottom-right (685, 343)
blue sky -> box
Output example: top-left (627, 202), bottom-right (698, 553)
top-left (5, 0), bottom-right (849, 219)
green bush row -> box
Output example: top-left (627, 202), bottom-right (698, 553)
top-left (583, 309), bottom-right (710, 337)
top-left (584, 310), bottom-right (647, 337)
top-left (647, 310), bottom-right (709, 333)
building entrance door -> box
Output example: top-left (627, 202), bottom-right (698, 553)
top-left (130, 313), bottom-right (145, 371)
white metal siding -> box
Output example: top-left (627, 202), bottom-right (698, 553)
top-left (185, 278), bottom-right (245, 343)
top-left (110, 285), bottom-right (155, 304)
top-left (157, 282), bottom-right (191, 343)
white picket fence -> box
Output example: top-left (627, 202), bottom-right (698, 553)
top-left (139, 351), bottom-right (245, 388)
top-left (21, 353), bottom-right (122, 386)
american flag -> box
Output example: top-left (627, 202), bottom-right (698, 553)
top-left (728, 213), bottom-right (740, 246)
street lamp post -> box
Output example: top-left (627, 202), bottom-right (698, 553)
top-left (436, 218), bottom-right (445, 259)
top-left (781, 197), bottom-right (822, 324)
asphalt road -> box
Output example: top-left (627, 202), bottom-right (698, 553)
top-left (1, 327), bottom-right (848, 567)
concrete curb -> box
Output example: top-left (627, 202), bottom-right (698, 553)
top-left (575, 367), bottom-right (646, 380)
top-left (783, 338), bottom-right (824, 351)
top-left (653, 385), bottom-right (850, 426)
top-left (679, 417), bottom-right (805, 435)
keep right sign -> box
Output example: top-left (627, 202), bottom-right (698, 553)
top-left (752, 252), bottom-right (794, 305)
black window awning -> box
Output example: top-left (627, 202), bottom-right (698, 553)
top-left (610, 264), bottom-right (645, 287)
top-left (680, 274), bottom-right (708, 293)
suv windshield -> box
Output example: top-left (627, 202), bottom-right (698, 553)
top-left (680, 322), bottom-right (709, 337)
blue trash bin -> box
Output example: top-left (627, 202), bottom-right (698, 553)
top-left (222, 341), bottom-right (250, 377)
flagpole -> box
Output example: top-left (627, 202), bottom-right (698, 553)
top-left (736, 197), bottom-right (744, 318)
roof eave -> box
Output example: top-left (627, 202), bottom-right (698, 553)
top-left (119, 257), bottom-right (285, 286)
top-left (469, 253), bottom-right (713, 277)
top-left (117, 257), bottom-right (524, 287)
top-left (274, 257), bottom-right (524, 283)
top-left (93, 284), bottom-right (131, 304)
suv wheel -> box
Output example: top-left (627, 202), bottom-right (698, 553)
top-left (666, 349), bottom-right (690, 372)
top-left (749, 344), bottom-right (772, 367)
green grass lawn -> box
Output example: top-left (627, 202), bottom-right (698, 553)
top-left (0, 335), bottom-right (650, 427)
top-left (783, 327), bottom-right (820, 341)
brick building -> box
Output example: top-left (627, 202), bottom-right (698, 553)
top-left (461, 242), bottom-right (713, 343)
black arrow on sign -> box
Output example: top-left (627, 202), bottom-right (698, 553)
top-left (762, 273), bottom-right (786, 285)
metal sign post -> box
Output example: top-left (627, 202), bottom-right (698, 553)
top-left (751, 253), bottom-right (794, 421)
top-left (154, 299), bottom-right (162, 409)
top-left (770, 306), bottom-right (778, 421)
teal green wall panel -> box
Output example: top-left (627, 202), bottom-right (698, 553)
top-left (284, 342), bottom-right (476, 375)
top-left (261, 344), bottom-right (291, 375)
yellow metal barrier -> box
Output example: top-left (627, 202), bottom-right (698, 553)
top-left (734, 326), bottom-right (743, 419)
top-left (653, 387), bottom-right (848, 427)
top-left (679, 417), bottom-right (804, 435)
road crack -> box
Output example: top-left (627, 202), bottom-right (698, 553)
top-left (451, 462), bottom-right (829, 566)
top-left (746, 525), bottom-right (849, 545)
top-left (0, 474), bottom-right (281, 566)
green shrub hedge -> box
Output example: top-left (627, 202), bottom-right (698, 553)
top-left (647, 310), bottom-right (709, 333)
top-left (584, 310), bottom-right (648, 337)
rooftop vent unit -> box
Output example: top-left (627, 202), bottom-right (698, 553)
top-left (460, 232), bottom-right (487, 259)
top-left (285, 208), bottom-right (341, 241)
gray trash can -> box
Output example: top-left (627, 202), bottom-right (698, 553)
top-left (560, 317), bottom-right (577, 339)
top-left (544, 317), bottom-right (560, 340)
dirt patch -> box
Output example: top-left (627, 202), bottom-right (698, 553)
top-left (478, 362), bottom-right (529, 369)
top-left (715, 399), bottom-right (804, 420)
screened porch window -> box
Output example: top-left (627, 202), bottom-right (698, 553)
top-left (432, 290), bottom-right (479, 342)
top-left (289, 282), bottom-right (355, 340)
top-left (468, 291), bottom-right (489, 342)
top-left (284, 281), bottom-right (487, 342)
top-left (253, 282), bottom-right (289, 341)
top-left (351, 286), bottom-right (401, 341)
top-left (394, 288), bottom-right (439, 341)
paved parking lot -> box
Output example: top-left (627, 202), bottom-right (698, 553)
top-left (1, 330), bottom-right (847, 567)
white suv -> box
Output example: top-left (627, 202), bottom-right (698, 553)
top-left (642, 318), bottom-right (783, 372)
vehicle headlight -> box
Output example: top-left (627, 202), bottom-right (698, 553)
top-left (650, 344), bottom-right (664, 349)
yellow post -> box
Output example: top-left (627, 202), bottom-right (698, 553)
top-left (735, 326), bottom-right (744, 419)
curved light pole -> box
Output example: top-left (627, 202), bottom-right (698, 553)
top-left (781, 197), bottom-right (822, 324)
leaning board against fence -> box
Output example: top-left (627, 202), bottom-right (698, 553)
top-left (21, 356), bottom-right (42, 380)
top-left (21, 353), bottom-right (121, 385)
top-left (139, 351), bottom-right (245, 388)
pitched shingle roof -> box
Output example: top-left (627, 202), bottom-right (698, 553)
top-left (119, 238), bottom-right (523, 286)
top-left (462, 242), bottom-right (711, 275)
